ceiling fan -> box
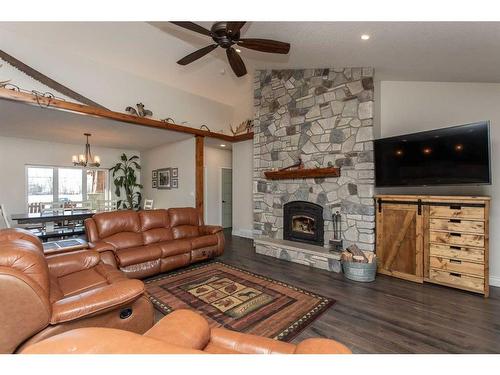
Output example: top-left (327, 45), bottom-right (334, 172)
top-left (171, 21), bottom-right (290, 77)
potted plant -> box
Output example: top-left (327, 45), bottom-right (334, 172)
top-left (110, 153), bottom-right (143, 210)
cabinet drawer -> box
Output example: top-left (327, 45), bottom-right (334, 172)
top-left (429, 218), bottom-right (484, 234)
top-left (430, 231), bottom-right (484, 248)
top-left (430, 256), bottom-right (484, 277)
top-left (429, 205), bottom-right (484, 220)
top-left (429, 244), bottom-right (484, 263)
top-left (429, 269), bottom-right (484, 292)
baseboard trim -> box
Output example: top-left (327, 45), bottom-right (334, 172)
top-left (490, 276), bottom-right (500, 288)
top-left (232, 228), bottom-right (254, 239)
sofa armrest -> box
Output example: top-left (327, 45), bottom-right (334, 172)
top-left (50, 279), bottom-right (145, 324)
top-left (208, 327), bottom-right (296, 354)
top-left (46, 250), bottom-right (100, 278)
top-left (89, 241), bottom-right (116, 253)
top-left (0, 228), bottom-right (43, 251)
top-left (144, 309), bottom-right (210, 350)
top-left (200, 225), bottom-right (223, 235)
top-left (293, 338), bottom-right (352, 354)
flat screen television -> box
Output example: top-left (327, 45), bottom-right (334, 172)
top-left (374, 121), bottom-right (491, 187)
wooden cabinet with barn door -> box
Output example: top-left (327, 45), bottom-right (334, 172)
top-left (375, 198), bottom-right (424, 283)
top-left (375, 195), bottom-right (490, 297)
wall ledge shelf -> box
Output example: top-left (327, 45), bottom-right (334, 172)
top-left (264, 167), bottom-right (340, 180)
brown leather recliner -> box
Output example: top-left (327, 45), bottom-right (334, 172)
top-left (84, 208), bottom-right (224, 279)
top-left (0, 228), bottom-right (155, 354)
top-left (21, 309), bottom-right (352, 354)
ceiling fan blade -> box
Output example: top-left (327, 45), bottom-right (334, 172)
top-left (170, 22), bottom-right (212, 37)
top-left (226, 22), bottom-right (246, 36)
top-left (226, 47), bottom-right (247, 77)
top-left (177, 44), bottom-right (218, 65)
top-left (237, 38), bottom-right (290, 54)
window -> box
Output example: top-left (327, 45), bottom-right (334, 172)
top-left (59, 168), bottom-right (83, 202)
top-left (26, 166), bottom-right (109, 207)
top-left (27, 167), bottom-right (54, 204)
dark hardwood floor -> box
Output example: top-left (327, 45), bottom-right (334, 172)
top-left (217, 230), bottom-right (500, 353)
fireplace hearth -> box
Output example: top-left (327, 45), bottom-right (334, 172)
top-left (283, 201), bottom-right (324, 246)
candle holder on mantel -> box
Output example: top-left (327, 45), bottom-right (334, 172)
top-left (329, 211), bottom-right (343, 253)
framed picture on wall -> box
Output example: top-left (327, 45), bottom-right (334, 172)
top-left (157, 168), bottom-right (171, 189)
top-left (152, 179), bottom-right (157, 188)
top-left (152, 170), bottom-right (157, 179)
top-left (172, 168), bottom-right (178, 178)
top-left (172, 179), bottom-right (178, 189)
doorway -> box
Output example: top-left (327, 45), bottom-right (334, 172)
top-left (221, 168), bottom-right (232, 229)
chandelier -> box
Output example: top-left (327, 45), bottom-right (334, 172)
top-left (72, 133), bottom-right (101, 167)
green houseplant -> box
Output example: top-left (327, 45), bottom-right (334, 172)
top-left (110, 153), bottom-right (143, 210)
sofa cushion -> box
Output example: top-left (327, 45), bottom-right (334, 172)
top-left (139, 210), bottom-right (174, 245)
top-left (172, 225), bottom-right (199, 239)
top-left (157, 239), bottom-right (192, 257)
top-left (116, 244), bottom-right (162, 267)
top-left (168, 208), bottom-right (200, 227)
top-left (102, 232), bottom-right (144, 250)
top-left (191, 235), bottom-right (218, 250)
top-left (94, 211), bottom-right (141, 238)
top-left (56, 268), bottom-right (108, 297)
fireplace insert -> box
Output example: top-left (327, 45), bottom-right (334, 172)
top-left (283, 201), bottom-right (324, 246)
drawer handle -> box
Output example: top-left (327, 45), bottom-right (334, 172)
top-left (449, 219), bottom-right (461, 223)
top-left (450, 272), bottom-right (462, 277)
top-left (449, 205), bottom-right (462, 210)
top-left (450, 246), bottom-right (462, 250)
top-left (450, 233), bottom-right (461, 237)
top-left (449, 259), bottom-right (462, 264)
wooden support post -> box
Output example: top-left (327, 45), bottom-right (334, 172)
top-left (195, 136), bottom-right (204, 219)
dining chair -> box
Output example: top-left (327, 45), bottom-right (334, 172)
top-left (143, 199), bottom-right (154, 210)
top-left (28, 202), bottom-right (42, 214)
top-left (97, 200), bottom-right (118, 212)
top-left (0, 204), bottom-right (11, 229)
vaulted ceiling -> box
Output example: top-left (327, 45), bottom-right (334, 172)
top-left (1, 21), bottom-right (500, 112)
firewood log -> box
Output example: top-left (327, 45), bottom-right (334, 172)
top-left (346, 244), bottom-right (368, 263)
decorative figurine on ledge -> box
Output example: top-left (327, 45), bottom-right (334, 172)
top-left (125, 103), bottom-right (153, 118)
top-left (230, 119), bottom-right (253, 135)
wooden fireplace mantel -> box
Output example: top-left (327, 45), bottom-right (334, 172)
top-left (264, 167), bottom-right (340, 180)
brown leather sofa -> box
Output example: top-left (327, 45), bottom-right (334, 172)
top-left (84, 208), bottom-right (224, 279)
top-left (0, 228), bottom-right (154, 354)
top-left (21, 309), bottom-right (352, 354)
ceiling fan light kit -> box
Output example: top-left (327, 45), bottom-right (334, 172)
top-left (171, 21), bottom-right (291, 77)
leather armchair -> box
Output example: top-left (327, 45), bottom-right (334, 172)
top-left (0, 228), bottom-right (154, 353)
top-left (84, 208), bottom-right (224, 279)
top-left (21, 309), bottom-right (352, 354)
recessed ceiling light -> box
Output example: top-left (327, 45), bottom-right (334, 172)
top-left (235, 48), bottom-right (241, 53)
top-left (361, 34), bottom-right (370, 40)
top-left (220, 144), bottom-right (226, 147)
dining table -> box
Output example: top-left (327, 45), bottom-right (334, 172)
top-left (10, 209), bottom-right (96, 241)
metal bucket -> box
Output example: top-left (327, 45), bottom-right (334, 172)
top-left (341, 260), bottom-right (377, 282)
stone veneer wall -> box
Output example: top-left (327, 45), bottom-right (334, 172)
top-left (253, 68), bottom-right (376, 251)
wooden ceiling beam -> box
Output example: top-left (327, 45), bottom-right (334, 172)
top-left (0, 50), bottom-right (107, 109)
top-left (0, 87), bottom-right (253, 143)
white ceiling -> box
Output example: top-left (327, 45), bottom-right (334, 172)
top-left (0, 99), bottom-right (192, 151)
top-left (1, 21), bottom-right (500, 110)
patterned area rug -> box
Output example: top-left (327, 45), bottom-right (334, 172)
top-left (145, 261), bottom-right (335, 341)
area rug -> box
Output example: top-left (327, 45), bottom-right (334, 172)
top-left (145, 261), bottom-right (334, 341)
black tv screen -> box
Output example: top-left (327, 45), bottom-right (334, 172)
top-left (374, 122), bottom-right (491, 187)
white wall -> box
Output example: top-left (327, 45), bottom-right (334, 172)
top-left (379, 81), bottom-right (500, 286)
top-left (141, 138), bottom-right (196, 210)
top-left (232, 140), bottom-right (254, 238)
top-left (0, 136), bottom-right (140, 219)
top-left (204, 146), bottom-right (232, 226)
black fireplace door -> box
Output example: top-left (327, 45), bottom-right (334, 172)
top-left (283, 201), bottom-right (324, 246)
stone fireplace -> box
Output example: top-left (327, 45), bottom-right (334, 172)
top-left (253, 67), bottom-right (375, 272)
top-left (283, 201), bottom-right (324, 246)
